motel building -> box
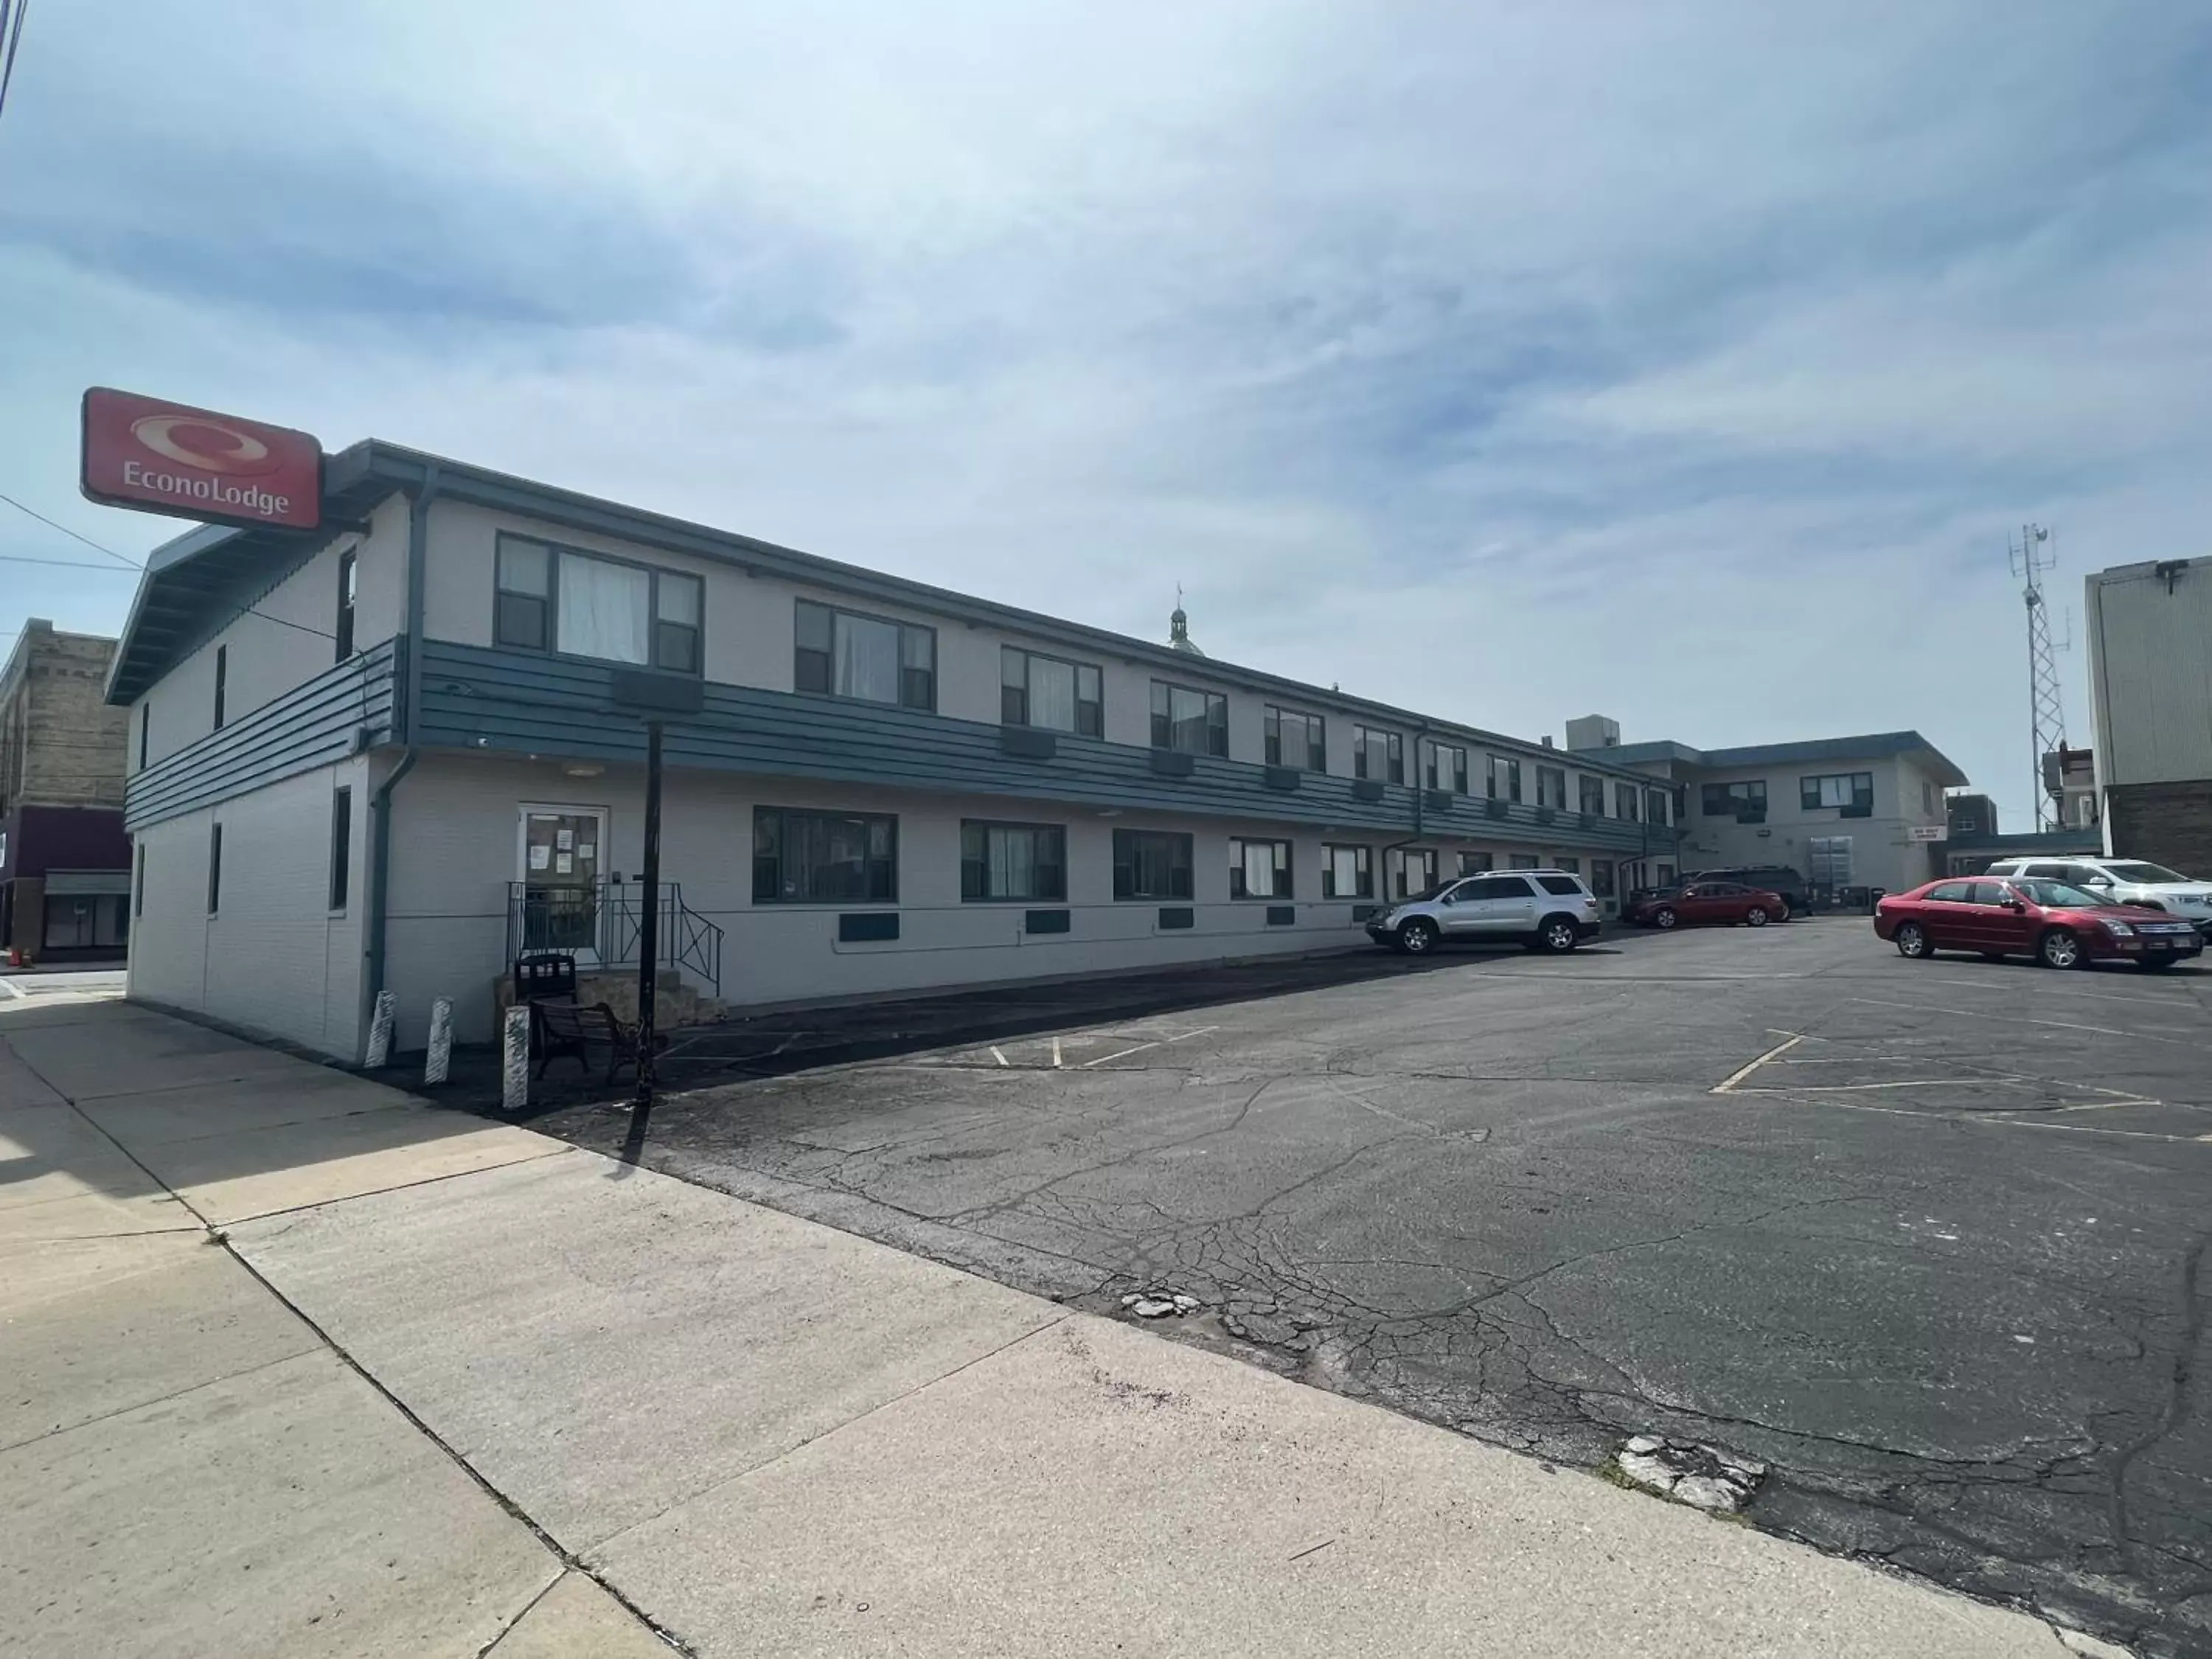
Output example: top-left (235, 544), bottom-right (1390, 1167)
top-left (105, 434), bottom-right (1691, 1062)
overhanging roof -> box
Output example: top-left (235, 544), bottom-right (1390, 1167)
top-left (1601, 730), bottom-right (1968, 789)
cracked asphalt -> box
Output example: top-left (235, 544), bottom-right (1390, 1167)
top-left (534, 919), bottom-right (2212, 1657)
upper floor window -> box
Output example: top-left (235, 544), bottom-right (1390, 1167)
top-left (1486, 754), bottom-right (1522, 802)
top-left (138, 701), bottom-right (150, 771)
top-left (1535, 765), bottom-right (1568, 809)
top-left (1614, 782), bottom-right (1641, 822)
top-left (496, 538), bottom-right (704, 675)
top-left (795, 599), bottom-right (933, 709)
top-left (1702, 780), bottom-right (1767, 815)
top-left (1422, 740), bottom-right (1468, 794)
top-left (1265, 706), bottom-right (1326, 772)
top-left (335, 549), bottom-right (357, 661)
top-left (1801, 772), bottom-right (1874, 811)
top-left (1001, 647), bottom-right (1102, 737)
top-left (1646, 789), bottom-right (1672, 827)
top-left (1579, 773), bottom-right (1606, 816)
top-left (1150, 681), bottom-right (1227, 757)
top-left (1921, 778), bottom-right (1935, 813)
top-left (1354, 726), bottom-right (1402, 784)
top-left (212, 645), bottom-right (227, 731)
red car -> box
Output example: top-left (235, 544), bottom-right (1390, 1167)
top-left (1630, 880), bottom-right (1790, 930)
top-left (1875, 875), bottom-right (2205, 971)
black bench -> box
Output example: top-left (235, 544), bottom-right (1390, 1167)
top-left (532, 999), bottom-right (641, 1085)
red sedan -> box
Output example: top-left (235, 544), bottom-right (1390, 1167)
top-left (1875, 876), bottom-right (2205, 971)
top-left (1630, 880), bottom-right (1790, 930)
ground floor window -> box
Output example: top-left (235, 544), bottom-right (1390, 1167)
top-left (1322, 844), bottom-right (1372, 899)
top-left (1230, 838), bottom-right (1292, 900)
top-left (1459, 851), bottom-right (1494, 874)
top-left (1388, 848), bottom-right (1438, 898)
top-left (754, 808), bottom-right (897, 903)
top-left (961, 821), bottom-right (1065, 902)
top-left (1591, 859), bottom-right (1615, 898)
top-left (1656, 863), bottom-right (1674, 883)
top-left (1555, 856), bottom-right (1579, 874)
top-left (1509, 854), bottom-right (1540, 869)
top-left (1113, 829), bottom-right (1193, 900)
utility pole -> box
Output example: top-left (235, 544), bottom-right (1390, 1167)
top-left (2009, 524), bottom-right (2067, 831)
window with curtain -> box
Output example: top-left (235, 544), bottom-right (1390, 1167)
top-left (1801, 772), bottom-right (1874, 810)
top-left (961, 821), bottom-right (1067, 901)
top-left (1112, 829), bottom-right (1194, 900)
top-left (1230, 838), bottom-right (1292, 899)
top-left (1535, 765), bottom-right (1567, 808)
top-left (1354, 727), bottom-right (1403, 783)
top-left (1150, 681), bottom-right (1228, 757)
top-left (794, 600), bottom-right (935, 709)
top-left (1265, 707), bottom-right (1326, 771)
top-left (1579, 774), bottom-right (1607, 815)
top-left (1487, 755), bottom-right (1522, 801)
top-left (1422, 741), bottom-right (1468, 794)
top-left (1001, 647), bottom-right (1102, 736)
top-left (495, 536), bottom-right (702, 672)
top-left (1322, 844), bottom-right (1373, 899)
top-left (557, 554), bottom-right (652, 664)
top-left (752, 808), bottom-right (898, 902)
top-left (1614, 782), bottom-right (1641, 821)
top-left (1388, 848), bottom-right (1438, 898)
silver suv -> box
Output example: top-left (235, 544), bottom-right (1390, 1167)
top-left (1366, 869), bottom-right (1603, 956)
top-left (1983, 857), bottom-right (2212, 939)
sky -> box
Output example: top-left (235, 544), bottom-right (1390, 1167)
top-left (4, 2), bottom-right (2210, 829)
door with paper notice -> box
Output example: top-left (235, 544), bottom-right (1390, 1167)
top-left (518, 805), bottom-right (608, 960)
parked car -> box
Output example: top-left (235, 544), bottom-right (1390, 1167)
top-left (1980, 856), bottom-right (2212, 940)
top-left (1367, 870), bottom-right (1601, 956)
top-left (1874, 876), bottom-right (2204, 970)
top-left (1683, 865), bottom-right (1809, 918)
top-left (1627, 880), bottom-right (1789, 930)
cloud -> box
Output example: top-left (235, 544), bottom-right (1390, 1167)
top-left (4, 1), bottom-right (2211, 830)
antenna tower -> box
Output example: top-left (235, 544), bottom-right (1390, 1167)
top-left (2008, 524), bottom-right (2067, 830)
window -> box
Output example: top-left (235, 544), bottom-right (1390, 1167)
top-left (1614, 782), bottom-right (1640, 822)
top-left (1646, 790), bottom-right (1671, 828)
top-left (1322, 844), bottom-right (1373, 900)
top-left (1265, 707), bottom-right (1326, 772)
top-left (1459, 850), bottom-right (1494, 874)
top-left (335, 549), bottom-right (357, 661)
top-left (1925, 881), bottom-right (1972, 902)
top-left (1555, 856), bottom-right (1580, 874)
top-left (495, 537), bottom-right (703, 675)
top-left (1487, 755), bottom-right (1522, 802)
top-left (753, 808), bottom-right (897, 902)
top-left (1809, 835), bottom-right (1854, 886)
top-left (1231, 838), bottom-right (1293, 900)
top-left (1590, 859), bottom-right (1615, 898)
top-left (1002, 647), bottom-right (1102, 737)
top-left (1966, 882), bottom-right (2017, 906)
top-left (1422, 740), bottom-right (1468, 794)
top-left (133, 843), bottom-right (145, 919)
top-left (1801, 772), bottom-right (1874, 811)
top-left (1579, 774), bottom-right (1606, 816)
top-left (1388, 848), bottom-right (1438, 898)
top-left (138, 702), bottom-right (150, 771)
top-left (212, 645), bottom-right (227, 731)
top-left (1537, 874), bottom-right (1585, 896)
top-left (206, 823), bottom-right (223, 915)
top-left (961, 821), bottom-right (1066, 902)
top-left (328, 788), bottom-right (352, 911)
top-left (794, 599), bottom-right (933, 709)
top-left (1150, 681), bottom-right (1228, 757)
top-left (1921, 778), bottom-right (1935, 814)
top-left (1535, 765), bottom-right (1568, 809)
top-left (1702, 781), bottom-right (1767, 816)
top-left (1463, 874), bottom-right (1534, 901)
top-left (1509, 854), bottom-right (1541, 869)
top-left (1113, 829), bottom-right (1193, 900)
top-left (1354, 727), bottom-right (1403, 784)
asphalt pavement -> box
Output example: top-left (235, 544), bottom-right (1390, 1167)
top-left (535, 919), bottom-right (2212, 1658)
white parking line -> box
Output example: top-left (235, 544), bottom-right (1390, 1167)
top-left (1711, 1032), bottom-right (1804, 1094)
top-left (990, 1046), bottom-right (1009, 1068)
top-left (1925, 975), bottom-right (2209, 1009)
top-left (1079, 1025), bottom-right (1222, 1069)
top-left (1051, 1036), bottom-right (1063, 1069)
top-left (1848, 996), bottom-right (2211, 1048)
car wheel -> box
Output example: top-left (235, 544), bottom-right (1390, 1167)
top-left (1772, 900), bottom-right (1792, 922)
top-left (1745, 906), bottom-right (1769, 928)
top-left (1893, 921), bottom-right (1933, 959)
top-left (1652, 907), bottom-right (1678, 930)
top-left (2037, 928), bottom-right (2083, 970)
top-left (1397, 918), bottom-right (1439, 956)
top-left (1537, 916), bottom-right (1582, 954)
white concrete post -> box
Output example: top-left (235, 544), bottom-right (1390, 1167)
top-left (501, 1004), bottom-right (531, 1115)
top-left (424, 997), bottom-right (454, 1086)
top-left (364, 990), bottom-right (397, 1069)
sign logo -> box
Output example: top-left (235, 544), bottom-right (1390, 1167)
top-left (80, 388), bottom-right (322, 531)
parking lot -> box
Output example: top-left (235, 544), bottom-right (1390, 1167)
top-left (535, 919), bottom-right (2212, 1656)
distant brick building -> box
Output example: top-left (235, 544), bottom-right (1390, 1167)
top-left (1, 621), bottom-right (133, 961)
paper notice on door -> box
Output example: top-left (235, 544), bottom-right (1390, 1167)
top-left (529, 845), bottom-right (552, 871)
top-left (556, 853), bottom-right (574, 874)
top-left (556, 829), bottom-right (575, 851)
top-left (578, 842), bottom-right (597, 860)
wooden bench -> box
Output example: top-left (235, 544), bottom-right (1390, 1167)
top-left (532, 999), bottom-right (641, 1085)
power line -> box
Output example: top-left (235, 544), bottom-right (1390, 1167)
top-left (0, 490), bottom-right (142, 568)
top-left (0, 0), bottom-right (30, 128)
top-left (1, 552), bottom-right (138, 571)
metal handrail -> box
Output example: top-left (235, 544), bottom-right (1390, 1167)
top-left (506, 880), bottom-right (723, 996)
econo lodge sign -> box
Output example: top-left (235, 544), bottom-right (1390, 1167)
top-left (80, 388), bottom-right (322, 531)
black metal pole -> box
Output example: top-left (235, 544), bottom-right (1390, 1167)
top-left (634, 719), bottom-right (663, 1107)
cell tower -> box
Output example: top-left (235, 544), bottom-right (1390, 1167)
top-left (2008, 524), bottom-right (2067, 831)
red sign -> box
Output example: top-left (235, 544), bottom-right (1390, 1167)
top-left (80, 388), bottom-right (322, 531)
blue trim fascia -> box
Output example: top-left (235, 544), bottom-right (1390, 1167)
top-left (414, 640), bottom-right (1680, 854)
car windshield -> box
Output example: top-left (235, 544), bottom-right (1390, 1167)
top-left (2103, 862), bottom-right (2188, 884)
top-left (2009, 880), bottom-right (2102, 908)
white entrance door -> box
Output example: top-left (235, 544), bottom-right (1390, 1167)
top-left (516, 804), bottom-right (610, 963)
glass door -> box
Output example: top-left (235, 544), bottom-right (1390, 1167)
top-left (518, 806), bottom-right (609, 961)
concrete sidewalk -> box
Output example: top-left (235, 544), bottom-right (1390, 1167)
top-left (1, 993), bottom-right (2106, 1658)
